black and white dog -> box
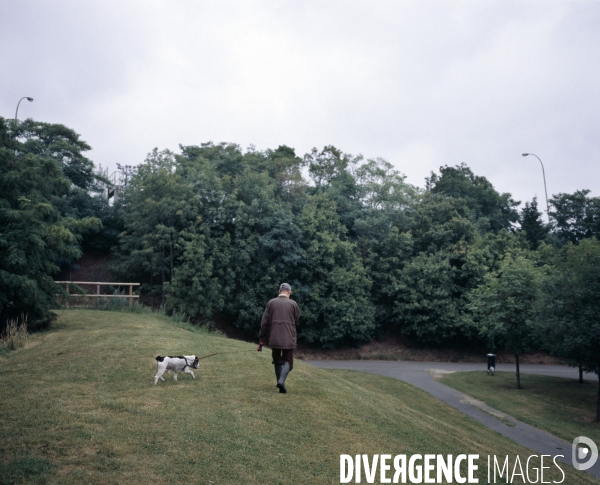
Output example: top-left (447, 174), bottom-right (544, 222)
top-left (154, 355), bottom-right (199, 385)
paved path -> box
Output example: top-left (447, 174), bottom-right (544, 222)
top-left (307, 360), bottom-right (600, 478)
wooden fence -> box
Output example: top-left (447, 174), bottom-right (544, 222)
top-left (54, 281), bottom-right (140, 308)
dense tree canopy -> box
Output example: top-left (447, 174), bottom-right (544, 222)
top-left (549, 190), bottom-right (600, 244)
top-left (3, 116), bottom-right (599, 364)
top-left (538, 239), bottom-right (600, 420)
top-left (426, 164), bottom-right (520, 233)
top-left (0, 118), bottom-right (101, 326)
top-left (110, 142), bottom-right (541, 348)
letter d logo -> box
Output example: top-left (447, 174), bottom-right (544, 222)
top-left (572, 436), bottom-right (598, 471)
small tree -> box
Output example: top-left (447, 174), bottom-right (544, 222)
top-left (540, 239), bottom-right (600, 422)
top-left (519, 197), bottom-right (549, 249)
top-left (467, 251), bottom-right (545, 389)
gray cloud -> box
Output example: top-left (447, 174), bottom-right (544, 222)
top-left (2, 0), bottom-right (599, 208)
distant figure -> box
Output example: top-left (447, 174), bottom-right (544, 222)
top-left (258, 283), bottom-right (300, 393)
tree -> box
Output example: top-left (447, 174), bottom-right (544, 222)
top-left (539, 239), bottom-right (600, 421)
top-left (549, 190), bottom-right (600, 244)
top-left (182, 142), bottom-right (245, 180)
top-left (0, 117), bottom-right (100, 326)
top-left (12, 119), bottom-right (114, 257)
top-left (166, 230), bottom-right (227, 320)
top-left (392, 250), bottom-right (462, 343)
top-left (467, 251), bottom-right (546, 389)
top-left (224, 169), bottom-right (304, 334)
top-left (354, 157), bottom-right (418, 226)
top-left (388, 190), bottom-right (519, 345)
top-left (426, 164), bottom-right (520, 233)
top-left (113, 140), bottom-right (562, 355)
top-left (383, 165), bottom-right (525, 346)
top-left (13, 119), bottom-right (99, 191)
top-left (305, 145), bottom-right (360, 188)
top-left (296, 195), bottom-right (375, 348)
top-left (79, 195), bottom-right (123, 255)
top-left (113, 149), bottom-right (199, 304)
top-left (519, 197), bottom-right (550, 250)
top-left (351, 159), bottom-right (419, 331)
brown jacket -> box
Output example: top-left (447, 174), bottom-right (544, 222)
top-left (259, 295), bottom-right (300, 349)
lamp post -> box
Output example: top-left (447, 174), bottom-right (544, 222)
top-left (522, 153), bottom-right (550, 221)
top-left (14, 97), bottom-right (34, 123)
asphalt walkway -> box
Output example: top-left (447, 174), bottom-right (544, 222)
top-left (307, 360), bottom-right (600, 478)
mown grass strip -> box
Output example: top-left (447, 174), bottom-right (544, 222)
top-left (440, 371), bottom-right (600, 445)
top-left (0, 310), bottom-right (598, 484)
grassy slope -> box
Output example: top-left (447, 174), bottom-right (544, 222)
top-left (441, 371), bottom-right (600, 445)
top-left (0, 310), bottom-right (597, 485)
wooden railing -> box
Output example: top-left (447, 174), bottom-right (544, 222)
top-left (54, 281), bottom-right (140, 308)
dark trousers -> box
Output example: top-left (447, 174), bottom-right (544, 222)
top-left (271, 349), bottom-right (294, 370)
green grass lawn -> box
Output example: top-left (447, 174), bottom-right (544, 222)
top-left (440, 371), bottom-right (600, 446)
top-left (1, 310), bottom-right (599, 484)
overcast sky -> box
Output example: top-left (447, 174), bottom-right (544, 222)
top-left (2, 1), bottom-right (599, 210)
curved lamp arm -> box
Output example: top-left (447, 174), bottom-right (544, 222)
top-left (522, 153), bottom-right (550, 219)
top-left (14, 97), bottom-right (34, 123)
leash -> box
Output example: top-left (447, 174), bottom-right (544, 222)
top-left (197, 353), bottom-right (218, 360)
top-left (197, 349), bottom-right (259, 360)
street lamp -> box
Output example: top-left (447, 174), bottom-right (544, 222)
top-left (14, 97), bottom-right (34, 123)
top-left (522, 153), bottom-right (550, 220)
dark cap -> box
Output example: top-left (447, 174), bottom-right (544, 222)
top-left (279, 283), bottom-right (292, 292)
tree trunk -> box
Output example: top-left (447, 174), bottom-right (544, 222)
top-left (515, 353), bottom-right (521, 389)
top-left (596, 372), bottom-right (600, 423)
top-left (161, 260), bottom-right (165, 307)
top-left (170, 240), bottom-right (174, 281)
top-left (579, 363), bottom-right (583, 384)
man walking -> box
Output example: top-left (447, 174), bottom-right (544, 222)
top-left (258, 283), bottom-right (300, 393)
